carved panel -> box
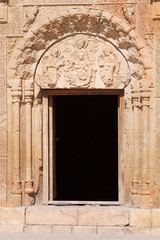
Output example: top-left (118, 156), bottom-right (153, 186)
top-left (152, 0), bottom-right (160, 20)
top-left (36, 35), bottom-right (129, 89)
top-left (0, 1), bottom-right (8, 23)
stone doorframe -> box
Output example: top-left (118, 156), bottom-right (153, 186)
top-left (42, 89), bottom-right (124, 205)
top-left (7, 7), bottom-right (154, 207)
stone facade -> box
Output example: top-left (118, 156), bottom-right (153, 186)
top-left (0, 0), bottom-right (160, 223)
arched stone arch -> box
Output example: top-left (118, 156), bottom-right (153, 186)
top-left (9, 7), bottom-right (149, 86)
top-left (7, 7), bottom-right (155, 207)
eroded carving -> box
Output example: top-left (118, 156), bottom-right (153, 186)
top-left (0, 0), bottom-right (8, 23)
top-left (10, 9), bottom-right (146, 84)
top-left (98, 47), bottom-right (120, 87)
top-left (23, 6), bottom-right (39, 32)
top-left (36, 34), bottom-right (128, 89)
top-left (122, 5), bottom-right (135, 28)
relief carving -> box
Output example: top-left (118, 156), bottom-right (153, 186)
top-left (36, 35), bottom-right (128, 89)
top-left (10, 9), bottom-right (146, 83)
top-left (98, 47), bottom-right (120, 87)
top-left (23, 6), bottom-right (39, 32)
top-left (122, 5), bottom-right (135, 29)
top-left (0, 0), bottom-right (8, 23)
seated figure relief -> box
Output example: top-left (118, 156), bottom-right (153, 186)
top-left (37, 35), bottom-right (128, 89)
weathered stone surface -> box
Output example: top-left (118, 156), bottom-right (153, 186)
top-left (24, 225), bottom-right (52, 233)
top-left (52, 226), bottom-right (72, 234)
top-left (72, 226), bottom-right (97, 234)
top-left (0, 0), bottom-right (158, 219)
top-left (22, 0), bottom-right (92, 4)
top-left (0, 208), bottom-right (2, 225)
top-left (2, 207), bottom-right (25, 225)
top-left (130, 209), bottom-right (152, 227)
top-left (77, 207), bottom-right (129, 226)
top-left (151, 228), bottom-right (160, 236)
top-left (26, 207), bottom-right (77, 225)
top-left (1, 225), bottom-right (24, 233)
top-left (152, 209), bottom-right (160, 228)
top-left (97, 227), bottom-right (151, 236)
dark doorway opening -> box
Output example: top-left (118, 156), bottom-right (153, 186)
top-left (54, 95), bottom-right (118, 201)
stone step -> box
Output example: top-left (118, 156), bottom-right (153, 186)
top-left (1, 206), bottom-right (160, 235)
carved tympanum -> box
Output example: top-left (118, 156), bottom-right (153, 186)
top-left (10, 8), bottom-right (147, 85)
top-left (36, 35), bottom-right (129, 89)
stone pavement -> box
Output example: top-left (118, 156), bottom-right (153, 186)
top-left (1, 234), bottom-right (160, 240)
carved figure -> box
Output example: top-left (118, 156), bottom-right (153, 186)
top-left (42, 47), bottom-right (64, 86)
top-left (23, 6), bottom-right (39, 32)
top-left (72, 50), bottom-right (92, 86)
top-left (63, 50), bottom-right (92, 87)
top-left (98, 47), bottom-right (120, 87)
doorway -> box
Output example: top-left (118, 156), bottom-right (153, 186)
top-left (52, 94), bottom-right (118, 202)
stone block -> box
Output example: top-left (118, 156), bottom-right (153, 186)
top-left (130, 209), bottom-right (151, 227)
top-left (77, 207), bottom-right (129, 226)
top-left (152, 209), bottom-right (160, 227)
top-left (151, 228), bottom-right (160, 236)
top-left (72, 226), bottom-right (97, 235)
top-left (52, 226), bottom-right (72, 234)
top-left (1, 225), bottom-right (24, 233)
top-left (98, 226), bottom-right (151, 236)
top-left (123, 227), bottom-right (151, 236)
top-left (97, 227), bottom-right (124, 236)
top-left (2, 207), bottom-right (25, 225)
top-left (24, 225), bottom-right (52, 233)
top-left (0, 208), bottom-right (2, 225)
top-left (26, 206), bottom-right (77, 225)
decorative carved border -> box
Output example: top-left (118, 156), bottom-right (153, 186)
top-left (9, 8), bottom-right (148, 87)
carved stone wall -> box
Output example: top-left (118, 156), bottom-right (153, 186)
top-left (0, 0), bottom-right (159, 208)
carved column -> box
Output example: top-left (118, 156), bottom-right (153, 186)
top-left (131, 91), bottom-right (141, 206)
top-left (25, 87), bottom-right (34, 199)
top-left (11, 89), bottom-right (22, 195)
top-left (140, 93), bottom-right (150, 195)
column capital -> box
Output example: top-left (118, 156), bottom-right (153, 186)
top-left (141, 97), bottom-right (150, 107)
top-left (11, 88), bottom-right (22, 103)
top-left (25, 88), bottom-right (34, 103)
top-left (132, 97), bottom-right (141, 108)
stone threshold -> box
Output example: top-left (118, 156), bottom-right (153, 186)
top-left (0, 206), bottom-right (160, 235)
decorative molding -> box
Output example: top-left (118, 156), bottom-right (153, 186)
top-left (151, 0), bottom-right (160, 20)
top-left (0, 3), bottom-right (8, 23)
top-left (9, 8), bottom-right (148, 90)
